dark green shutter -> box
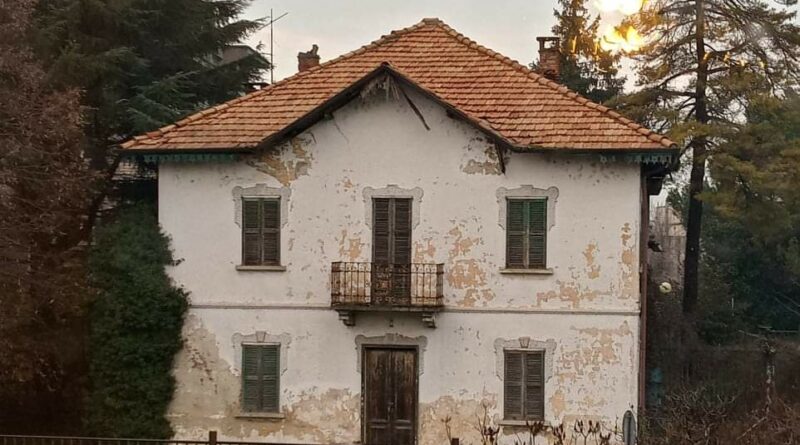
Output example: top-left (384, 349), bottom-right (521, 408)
top-left (504, 351), bottom-right (524, 420)
top-left (241, 344), bottom-right (280, 413)
top-left (506, 200), bottom-right (526, 268)
top-left (524, 351), bottom-right (545, 419)
top-left (262, 199), bottom-right (281, 265)
top-left (242, 200), bottom-right (262, 265)
top-left (242, 198), bottom-right (281, 266)
top-left (528, 199), bottom-right (547, 269)
top-left (506, 199), bottom-right (547, 269)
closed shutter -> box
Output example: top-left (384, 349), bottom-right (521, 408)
top-left (506, 199), bottom-right (547, 269)
top-left (504, 350), bottom-right (545, 421)
top-left (241, 344), bottom-right (280, 413)
top-left (242, 199), bottom-right (262, 265)
top-left (241, 198), bottom-right (281, 266)
top-left (373, 198), bottom-right (391, 264)
top-left (392, 199), bottom-right (412, 265)
top-left (262, 199), bottom-right (281, 265)
top-left (524, 351), bottom-right (545, 419)
top-left (528, 199), bottom-right (547, 269)
top-left (504, 351), bottom-right (524, 420)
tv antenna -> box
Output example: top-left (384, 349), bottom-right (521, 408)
top-left (265, 8), bottom-right (288, 84)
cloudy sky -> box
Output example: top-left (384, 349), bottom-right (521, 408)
top-left (243, 0), bottom-right (608, 82)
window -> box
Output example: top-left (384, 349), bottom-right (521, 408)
top-left (504, 350), bottom-right (544, 420)
top-left (242, 198), bottom-right (280, 266)
top-left (241, 344), bottom-right (280, 413)
top-left (506, 198), bottom-right (547, 269)
top-left (372, 198), bottom-right (412, 265)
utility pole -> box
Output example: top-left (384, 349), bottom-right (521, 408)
top-left (266, 8), bottom-right (288, 84)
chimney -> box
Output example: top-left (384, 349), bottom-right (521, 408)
top-left (298, 44), bottom-right (320, 72)
top-left (536, 37), bottom-right (561, 81)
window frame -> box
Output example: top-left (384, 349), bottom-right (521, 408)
top-left (241, 197), bottom-right (281, 266)
top-left (240, 343), bottom-right (281, 414)
top-left (505, 197), bottom-right (548, 270)
top-left (503, 348), bottom-right (545, 421)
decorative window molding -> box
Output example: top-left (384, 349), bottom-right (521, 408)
top-left (493, 337), bottom-right (556, 382)
top-left (232, 331), bottom-right (291, 376)
top-left (363, 185), bottom-right (423, 229)
top-left (355, 333), bottom-right (427, 375)
top-left (232, 184), bottom-right (290, 228)
top-left (496, 186), bottom-right (558, 231)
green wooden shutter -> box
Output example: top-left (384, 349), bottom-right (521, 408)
top-left (241, 345), bottom-right (262, 411)
top-left (242, 199), bottom-right (262, 265)
top-left (241, 345), bottom-right (280, 413)
top-left (261, 345), bottom-right (280, 412)
top-left (524, 351), bottom-right (545, 420)
top-left (528, 199), bottom-right (547, 269)
top-left (262, 199), bottom-right (281, 265)
top-left (506, 200), bottom-right (526, 268)
top-left (373, 198), bottom-right (391, 264)
top-left (504, 351), bottom-right (524, 420)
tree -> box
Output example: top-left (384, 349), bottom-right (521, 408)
top-left (85, 204), bottom-right (188, 437)
top-left (34, 0), bottom-right (267, 231)
top-left (0, 0), bottom-right (94, 431)
top-left (622, 0), bottom-right (800, 314)
top-left (543, 0), bottom-right (625, 103)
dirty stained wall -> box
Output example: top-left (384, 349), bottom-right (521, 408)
top-left (158, 87), bottom-right (643, 444)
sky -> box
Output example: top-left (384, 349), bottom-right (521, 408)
top-left (243, 0), bottom-right (579, 82)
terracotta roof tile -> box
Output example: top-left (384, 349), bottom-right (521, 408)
top-left (122, 18), bottom-right (675, 152)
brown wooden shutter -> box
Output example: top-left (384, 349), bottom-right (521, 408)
top-left (504, 351), bottom-right (524, 420)
top-left (373, 198), bottom-right (391, 264)
top-left (242, 199), bottom-right (262, 265)
top-left (528, 199), bottom-right (547, 269)
top-left (392, 199), bottom-right (412, 265)
top-left (241, 345), bottom-right (261, 411)
top-left (506, 200), bottom-right (526, 268)
top-left (524, 351), bottom-right (545, 419)
top-left (262, 199), bottom-right (281, 265)
top-left (261, 345), bottom-right (280, 412)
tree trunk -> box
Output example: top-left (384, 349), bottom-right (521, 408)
top-left (682, 0), bottom-right (709, 314)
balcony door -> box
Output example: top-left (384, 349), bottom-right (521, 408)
top-left (372, 198), bottom-right (412, 305)
top-left (363, 347), bottom-right (417, 445)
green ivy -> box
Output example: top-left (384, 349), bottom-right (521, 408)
top-left (85, 204), bottom-right (188, 438)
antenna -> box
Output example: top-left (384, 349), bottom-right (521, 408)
top-left (266, 8), bottom-right (289, 84)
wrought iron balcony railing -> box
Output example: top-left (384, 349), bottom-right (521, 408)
top-left (330, 262), bottom-right (444, 309)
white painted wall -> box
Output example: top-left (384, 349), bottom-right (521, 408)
top-left (159, 87), bottom-right (643, 444)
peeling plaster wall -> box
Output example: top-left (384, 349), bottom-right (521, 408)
top-left (158, 88), bottom-right (643, 443)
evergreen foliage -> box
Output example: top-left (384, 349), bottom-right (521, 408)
top-left (86, 205), bottom-right (188, 437)
top-left (618, 0), bottom-right (800, 314)
top-left (540, 0), bottom-right (625, 103)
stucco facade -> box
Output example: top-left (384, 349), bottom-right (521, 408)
top-left (159, 88), bottom-right (644, 444)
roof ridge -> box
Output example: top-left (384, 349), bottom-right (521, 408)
top-left (121, 19), bottom-right (438, 149)
top-left (428, 20), bottom-right (674, 149)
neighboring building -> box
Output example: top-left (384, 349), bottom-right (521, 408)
top-left (649, 205), bottom-right (686, 289)
top-left (122, 19), bottom-right (676, 445)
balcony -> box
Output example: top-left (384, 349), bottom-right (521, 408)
top-left (331, 262), bottom-right (444, 327)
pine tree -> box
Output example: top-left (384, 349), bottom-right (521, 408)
top-left (621, 0), bottom-right (800, 314)
top-left (545, 0), bottom-right (625, 103)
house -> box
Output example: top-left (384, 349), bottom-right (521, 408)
top-left (121, 18), bottom-right (676, 445)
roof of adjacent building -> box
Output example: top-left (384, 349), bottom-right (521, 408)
top-left (122, 18), bottom-right (676, 153)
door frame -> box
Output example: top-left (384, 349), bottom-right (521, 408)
top-left (361, 345), bottom-right (419, 445)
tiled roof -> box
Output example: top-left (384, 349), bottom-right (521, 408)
top-left (122, 18), bottom-right (675, 152)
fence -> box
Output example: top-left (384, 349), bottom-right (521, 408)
top-left (0, 432), bottom-right (309, 445)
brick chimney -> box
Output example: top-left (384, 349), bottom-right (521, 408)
top-left (536, 37), bottom-right (561, 81)
top-left (298, 44), bottom-right (320, 72)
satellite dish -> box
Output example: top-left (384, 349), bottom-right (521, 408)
top-left (623, 410), bottom-right (637, 445)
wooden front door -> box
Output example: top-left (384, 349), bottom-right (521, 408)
top-left (363, 348), bottom-right (418, 445)
top-left (372, 198), bottom-right (412, 305)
